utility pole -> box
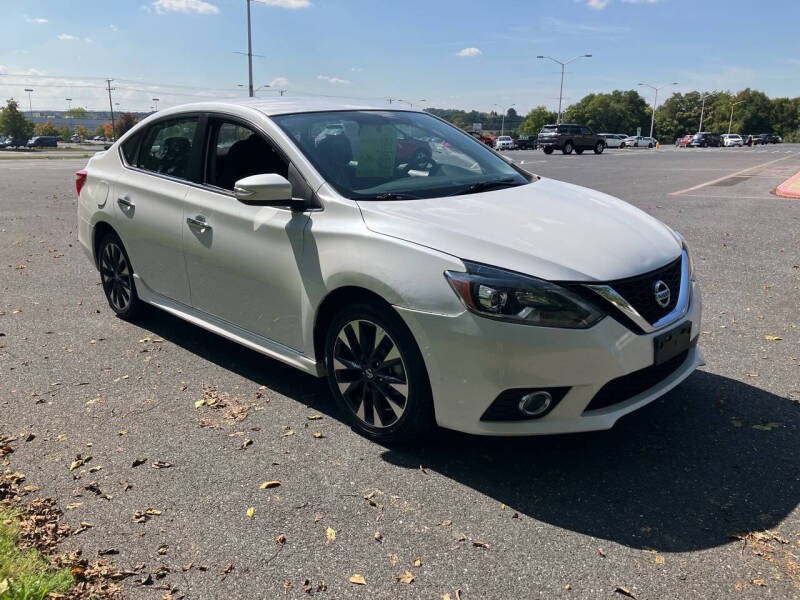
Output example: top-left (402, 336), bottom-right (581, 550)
top-left (65, 98), bottom-right (72, 112)
top-left (152, 98), bottom-right (160, 111)
top-left (638, 82), bottom-right (678, 139)
top-left (246, 0), bottom-right (254, 97)
top-left (698, 93), bottom-right (713, 132)
top-left (106, 79), bottom-right (116, 141)
top-left (536, 55), bottom-right (591, 125)
top-left (728, 100), bottom-right (744, 135)
top-left (494, 103), bottom-right (516, 136)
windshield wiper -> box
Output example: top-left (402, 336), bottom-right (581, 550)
top-left (371, 192), bottom-right (423, 200)
top-left (446, 178), bottom-right (523, 197)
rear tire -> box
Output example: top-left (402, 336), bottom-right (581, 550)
top-left (562, 141), bottom-right (574, 155)
top-left (543, 147), bottom-right (554, 155)
top-left (97, 232), bottom-right (145, 321)
top-left (324, 302), bottom-right (434, 444)
top-left (648, 142), bottom-right (654, 148)
top-left (594, 141), bottom-right (604, 154)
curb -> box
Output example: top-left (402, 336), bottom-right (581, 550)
top-left (776, 169), bottom-right (800, 198)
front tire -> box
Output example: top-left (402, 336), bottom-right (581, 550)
top-left (543, 146), bottom-right (554, 155)
top-left (324, 303), bottom-right (434, 443)
top-left (562, 141), bottom-right (574, 154)
top-left (97, 232), bottom-right (144, 320)
top-left (594, 141), bottom-right (604, 154)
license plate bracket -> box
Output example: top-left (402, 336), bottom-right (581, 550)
top-left (653, 322), bottom-right (692, 366)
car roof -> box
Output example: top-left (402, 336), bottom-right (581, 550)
top-left (151, 96), bottom-right (417, 118)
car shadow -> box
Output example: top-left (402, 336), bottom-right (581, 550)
top-left (133, 309), bottom-right (799, 552)
top-left (381, 370), bottom-right (799, 552)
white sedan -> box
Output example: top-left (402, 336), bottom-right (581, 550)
top-left (494, 135), bottom-right (516, 150)
top-left (76, 97), bottom-right (702, 441)
top-left (721, 134), bottom-right (743, 147)
top-left (622, 136), bottom-right (657, 148)
top-left (599, 133), bottom-right (627, 148)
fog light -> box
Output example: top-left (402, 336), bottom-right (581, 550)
top-left (518, 391), bottom-right (553, 417)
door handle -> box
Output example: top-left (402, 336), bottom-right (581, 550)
top-left (117, 196), bottom-right (134, 209)
top-left (186, 216), bottom-right (212, 233)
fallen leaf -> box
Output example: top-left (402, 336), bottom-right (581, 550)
top-left (260, 480), bottom-right (281, 489)
top-left (282, 429), bottom-right (294, 437)
top-left (764, 335), bottom-right (782, 341)
top-left (654, 555), bottom-right (665, 564)
top-left (145, 508), bottom-right (162, 515)
top-left (752, 422), bottom-right (782, 431)
top-left (413, 557), bottom-right (422, 568)
top-left (598, 548), bottom-right (606, 558)
top-left (565, 584), bottom-right (572, 590)
top-left (69, 458), bottom-right (84, 472)
top-left (614, 586), bottom-right (637, 599)
top-left (395, 571), bottom-right (414, 584)
top-left (326, 527), bottom-right (336, 542)
top-left (374, 531), bottom-right (383, 542)
top-left (472, 541), bottom-right (489, 549)
top-left (241, 439), bottom-right (252, 449)
top-left (65, 502), bottom-right (83, 510)
top-left (312, 432), bottom-right (325, 439)
top-left (132, 457), bottom-right (147, 467)
top-left (306, 414), bottom-right (322, 420)
top-left (750, 578), bottom-right (766, 587)
top-left (246, 507), bottom-right (255, 519)
top-left (439, 519), bottom-right (452, 527)
top-left (157, 545), bottom-right (168, 555)
top-left (194, 400), bottom-right (205, 409)
top-left (349, 574), bottom-right (366, 586)
top-left (151, 461), bottom-right (172, 469)
top-left (275, 534), bottom-right (286, 544)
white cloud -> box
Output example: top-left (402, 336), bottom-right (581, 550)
top-left (255, 0), bottom-right (311, 7)
top-left (0, 65), bottom-right (7, 74)
top-left (350, 67), bottom-right (363, 72)
top-left (587, 0), bottom-right (609, 8)
top-left (456, 47), bottom-right (482, 57)
top-left (26, 17), bottom-right (49, 24)
top-left (269, 76), bottom-right (289, 88)
top-left (622, 0), bottom-right (661, 3)
top-left (317, 75), bottom-right (350, 85)
top-left (151, 0), bottom-right (220, 15)
top-left (110, 24), bottom-right (119, 31)
top-left (58, 33), bottom-right (77, 40)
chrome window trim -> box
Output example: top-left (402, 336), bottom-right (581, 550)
top-left (583, 250), bottom-right (690, 334)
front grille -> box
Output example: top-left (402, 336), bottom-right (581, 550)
top-left (583, 346), bottom-right (692, 413)
top-left (606, 256), bottom-right (682, 325)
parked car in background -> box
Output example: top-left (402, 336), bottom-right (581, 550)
top-left (466, 131), bottom-right (494, 146)
top-left (27, 136), bottom-right (58, 148)
top-left (76, 97), bottom-right (701, 441)
top-left (758, 133), bottom-right (781, 144)
top-left (687, 132), bottom-right (721, 147)
top-left (621, 136), bottom-right (656, 148)
top-left (494, 135), bottom-right (516, 150)
top-left (677, 135), bottom-right (693, 148)
top-left (599, 133), bottom-right (626, 148)
top-left (538, 123), bottom-right (605, 155)
top-left (515, 135), bottom-right (537, 150)
top-left (1, 136), bottom-right (28, 148)
top-left (721, 134), bottom-right (743, 147)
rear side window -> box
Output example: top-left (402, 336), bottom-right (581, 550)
top-left (121, 131), bottom-right (141, 165)
top-left (580, 126), bottom-right (591, 135)
top-left (137, 117), bottom-right (199, 180)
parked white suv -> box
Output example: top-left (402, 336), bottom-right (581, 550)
top-left (76, 97), bottom-right (702, 441)
top-left (494, 135), bottom-right (515, 150)
top-left (721, 134), bottom-right (743, 147)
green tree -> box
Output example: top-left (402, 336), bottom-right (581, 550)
top-left (58, 125), bottom-right (72, 140)
top-left (94, 124), bottom-right (106, 137)
top-left (65, 107), bottom-right (88, 119)
top-left (33, 121), bottom-right (60, 136)
top-left (0, 98), bottom-right (34, 140)
top-left (518, 106), bottom-right (558, 135)
top-left (562, 90), bottom-right (650, 135)
top-left (74, 125), bottom-right (92, 139)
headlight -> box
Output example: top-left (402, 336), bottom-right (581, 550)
top-left (444, 261), bottom-right (605, 328)
top-left (671, 229), bottom-right (696, 282)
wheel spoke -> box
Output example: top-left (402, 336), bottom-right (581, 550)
top-left (343, 323), bottom-right (362, 361)
top-left (358, 321), bottom-right (377, 358)
top-left (374, 383), bottom-right (403, 419)
top-left (372, 331), bottom-right (395, 364)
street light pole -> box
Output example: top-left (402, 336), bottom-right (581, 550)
top-left (638, 82), bottom-right (678, 139)
top-left (698, 93), bottom-right (713, 132)
top-left (493, 103), bottom-right (516, 136)
top-left (152, 98), bottom-right (160, 111)
top-left (65, 98), bottom-right (72, 112)
top-left (106, 79), bottom-right (116, 141)
top-left (24, 88), bottom-right (34, 118)
top-left (246, 0), bottom-right (254, 97)
top-left (536, 54), bottom-right (591, 125)
top-left (728, 100), bottom-right (744, 134)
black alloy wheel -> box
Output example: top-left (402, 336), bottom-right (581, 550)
top-left (98, 233), bottom-right (144, 320)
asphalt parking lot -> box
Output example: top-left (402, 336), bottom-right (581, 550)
top-left (1, 146), bottom-right (799, 599)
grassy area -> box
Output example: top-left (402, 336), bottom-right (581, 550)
top-left (0, 507), bottom-right (74, 600)
top-left (0, 154), bottom-right (91, 160)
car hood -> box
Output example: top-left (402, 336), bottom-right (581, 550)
top-left (356, 177), bottom-right (681, 282)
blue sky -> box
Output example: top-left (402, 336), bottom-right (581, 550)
top-left (1, 0), bottom-right (798, 114)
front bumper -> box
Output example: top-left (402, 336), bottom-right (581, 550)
top-left (396, 281), bottom-right (702, 436)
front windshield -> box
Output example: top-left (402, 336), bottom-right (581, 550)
top-left (272, 110), bottom-right (529, 200)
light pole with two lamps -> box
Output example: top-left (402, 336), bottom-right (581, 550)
top-left (493, 103), bottom-right (515, 136)
top-left (728, 100), bottom-right (744, 135)
top-left (536, 54), bottom-right (591, 125)
top-left (24, 88), bottom-right (34, 118)
top-left (637, 82), bottom-right (678, 140)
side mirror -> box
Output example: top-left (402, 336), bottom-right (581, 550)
top-left (233, 173), bottom-right (304, 210)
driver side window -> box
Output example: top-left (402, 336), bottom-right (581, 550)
top-left (204, 120), bottom-right (288, 191)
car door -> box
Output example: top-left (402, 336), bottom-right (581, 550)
top-left (579, 126), bottom-right (592, 149)
top-left (181, 116), bottom-right (312, 351)
top-left (113, 116), bottom-right (201, 305)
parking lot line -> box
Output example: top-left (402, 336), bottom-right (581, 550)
top-left (669, 154), bottom-right (798, 196)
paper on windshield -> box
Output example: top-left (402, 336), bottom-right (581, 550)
top-left (356, 125), bottom-right (397, 178)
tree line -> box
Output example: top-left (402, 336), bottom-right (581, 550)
top-left (427, 88), bottom-right (800, 143)
top-left (0, 98), bottom-right (140, 142)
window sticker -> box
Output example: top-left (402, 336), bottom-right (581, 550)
top-left (356, 125), bottom-right (397, 178)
